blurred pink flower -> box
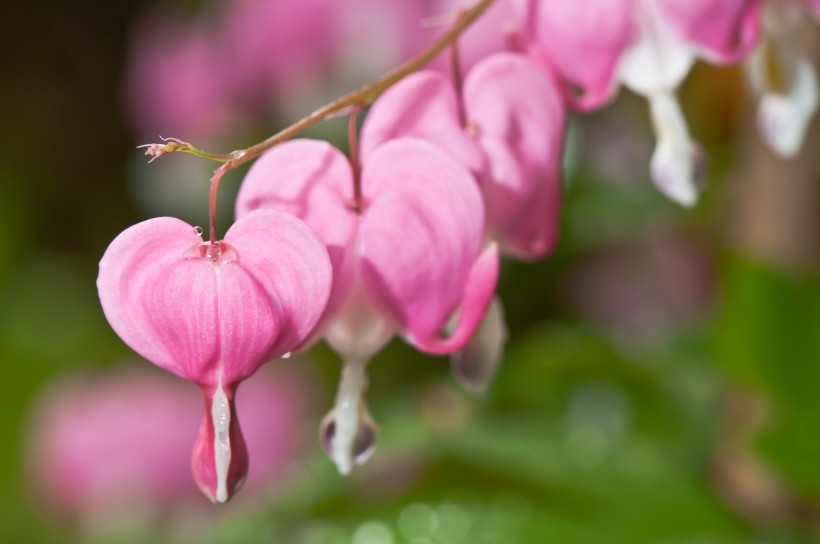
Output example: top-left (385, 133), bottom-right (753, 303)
top-left (124, 0), bottom-right (437, 140)
top-left (124, 11), bottom-right (234, 139)
top-left (97, 211), bottom-right (331, 502)
top-left (565, 229), bottom-right (717, 339)
top-left (26, 364), bottom-right (316, 528)
top-left (223, 0), bottom-right (340, 103)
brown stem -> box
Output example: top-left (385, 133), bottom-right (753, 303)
top-left (141, 0), bottom-right (496, 170)
top-left (208, 162), bottom-right (232, 244)
top-left (348, 105), bottom-right (363, 212)
top-left (450, 11), bottom-right (468, 128)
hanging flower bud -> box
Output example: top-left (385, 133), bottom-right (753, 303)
top-left (97, 210), bottom-right (332, 502)
top-left (236, 138), bottom-right (498, 474)
top-left (359, 53), bottom-right (562, 395)
top-left (747, 0), bottom-right (819, 157)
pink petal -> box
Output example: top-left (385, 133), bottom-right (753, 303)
top-left (408, 244), bottom-right (500, 355)
top-left (464, 53), bottom-right (565, 259)
top-left (361, 71), bottom-right (484, 175)
top-left (235, 139), bottom-right (358, 334)
top-left (656, 0), bottom-right (762, 64)
top-left (358, 139), bottom-right (496, 354)
top-left (223, 209), bottom-right (334, 357)
top-left (97, 217), bottom-right (219, 383)
top-left (98, 212), bottom-right (330, 386)
top-left (191, 384), bottom-right (248, 503)
top-left (513, 0), bottom-right (637, 110)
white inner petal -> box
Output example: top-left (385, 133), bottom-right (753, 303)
top-left (616, 0), bottom-right (695, 95)
top-left (747, 0), bottom-right (818, 157)
top-left (648, 91), bottom-right (700, 207)
top-left (211, 382), bottom-right (231, 503)
top-left (325, 256), bottom-right (394, 362)
top-left (758, 57), bottom-right (819, 157)
top-left (331, 358), bottom-right (369, 475)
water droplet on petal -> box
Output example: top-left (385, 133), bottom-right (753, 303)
top-left (193, 226), bottom-right (203, 237)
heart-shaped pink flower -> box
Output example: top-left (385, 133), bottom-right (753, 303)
top-left (97, 209), bottom-right (332, 502)
top-left (236, 138), bottom-right (498, 473)
top-left (361, 52), bottom-right (565, 261)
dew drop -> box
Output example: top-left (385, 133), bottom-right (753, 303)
top-left (193, 226), bottom-right (203, 237)
top-left (281, 351), bottom-right (292, 359)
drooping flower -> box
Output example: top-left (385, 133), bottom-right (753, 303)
top-left (236, 138), bottom-right (498, 474)
top-left (747, 0), bottom-right (820, 157)
top-left (362, 52), bottom-right (564, 261)
top-left (97, 210), bottom-right (332, 502)
top-left (512, 0), bottom-right (763, 206)
top-left (358, 52), bottom-right (562, 394)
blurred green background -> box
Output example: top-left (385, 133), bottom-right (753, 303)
top-left (2, 1), bottom-right (820, 543)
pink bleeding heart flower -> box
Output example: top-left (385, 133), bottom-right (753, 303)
top-left (97, 210), bottom-right (332, 502)
top-left (361, 52), bottom-right (564, 262)
top-left (746, 0), bottom-right (819, 157)
top-left (512, 0), bottom-right (762, 207)
top-left (236, 138), bottom-right (499, 474)
top-left (358, 53), bottom-right (562, 394)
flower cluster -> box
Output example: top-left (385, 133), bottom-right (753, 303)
top-left (101, 0), bottom-right (820, 503)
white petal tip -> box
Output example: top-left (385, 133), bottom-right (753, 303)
top-left (757, 57), bottom-right (819, 158)
top-left (211, 384), bottom-right (232, 504)
top-left (759, 96), bottom-right (811, 158)
top-left (650, 146), bottom-right (702, 208)
top-left (647, 92), bottom-right (705, 208)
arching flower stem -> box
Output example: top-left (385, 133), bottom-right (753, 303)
top-left (348, 105), bottom-right (363, 212)
top-left (450, 11), bottom-right (468, 128)
top-left (208, 161), bottom-right (233, 243)
top-left (139, 0), bottom-right (497, 179)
